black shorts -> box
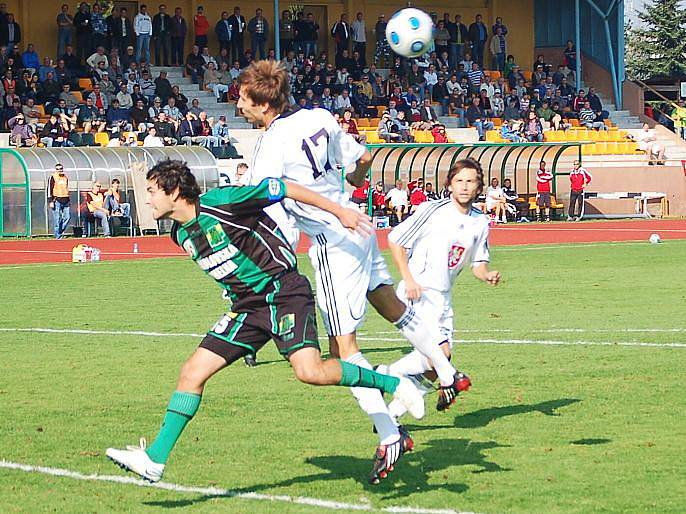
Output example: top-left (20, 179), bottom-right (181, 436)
top-left (200, 272), bottom-right (320, 364)
top-left (351, 197), bottom-right (366, 205)
top-left (537, 192), bottom-right (551, 207)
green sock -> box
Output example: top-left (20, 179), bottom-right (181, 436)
top-left (146, 391), bottom-right (202, 464)
top-left (338, 360), bottom-right (400, 394)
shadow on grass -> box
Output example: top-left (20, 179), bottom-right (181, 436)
top-left (143, 437), bottom-right (509, 508)
top-left (570, 438), bottom-right (611, 445)
top-left (454, 398), bottom-right (582, 428)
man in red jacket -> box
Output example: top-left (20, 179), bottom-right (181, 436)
top-left (568, 160), bottom-right (592, 221)
top-left (535, 160), bottom-right (553, 222)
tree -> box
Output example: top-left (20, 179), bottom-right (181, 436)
top-left (625, 0), bottom-right (686, 80)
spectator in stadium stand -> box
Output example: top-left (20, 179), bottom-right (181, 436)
top-left (279, 10), bottom-right (294, 58)
top-left (8, 113), bottom-right (37, 147)
top-left (247, 8), bottom-right (269, 60)
top-left (350, 12), bottom-right (366, 66)
top-left (586, 87), bottom-right (609, 120)
top-left (431, 124), bottom-right (449, 143)
top-left (41, 109), bottom-right (72, 147)
top-left (185, 45), bottom-right (205, 85)
top-left (215, 11), bottom-right (232, 56)
top-left (331, 13), bottom-right (350, 59)
top-left (143, 125), bottom-right (164, 146)
top-left (572, 89), bottom-right (586, 112)
top-left (634, 123), bottom-right (665, 165)
top-left (21, 43), bottom-right (39, 74)
top-left (86, 181), bottom-right (111, 237)
top-left (152, 4), bottom-right (171, 67)
top-left (234, 161), bottom-right (249, 185)
top-left (228, 7), bottom-right (246, 62)
top-left (134, 4), bottom-right (153, 64)
top-left (489, 26), bottom-right (507, 72)
top-left (563, 40), bottom-right (577, 82)
top-left (671, 100), bottom-right (686, 140)
top-left (153, 112), bottom-right (178, 145)
top-left (386, 179), bottom-right (408, 225)
top-left (130, 98), bottom-right (150, 130)
top-left (568, 160), bottom-right (592, 221)
top-left (115, 8), bottom-right (135, 58)
top-left (170, 7), bottom-right (187, 67)
top-left (424, 181), bottom-right (439, 201)
top-left (57, 4), bottom-right (74, 58)
top-left (350, 177), bottom-right (370, 211)
top-left (468, 14), bottom-right (488, 68)
top-left (91, 3), bottom-right (108, 51)
top-left (524, 111), bottom-right (544, 142)
top-left (535, 160), bottom-right (553, 222)
top-left (73, 3), bottom-right (92, 63)
top-left (154, 70), bottom-right (173, 101)
top-left (193, 5), bottom-right (209, 50)
top-left (466, 96), bottom-right (493, 141)
top-left (48, 163), bottom-right (70, 239)
top-left (500, 119), bottom-right (523, 142)
top-left (579, 101), bottom-right (607, 131)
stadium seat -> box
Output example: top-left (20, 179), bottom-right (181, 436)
top-left (570, 118), bottom-right (580, 127)
top-left (490, 117), bottom-right (502, 127)
top-left (366, 131), bottom-right (383, 144)
top-left (78, 78), bottom-right (93, 92)
top-left (95, 132), bottom-right (110, 147)
top-left (595, 142), bottom-right (609, 154)
top-left (522, 70), bottom-right (533, 81)
top-left (357, 118), bottom-right (369, 128)
top-left (581, 143), bottom-right (596, 155)
top-left (72, 91), bottom-right (84, 103)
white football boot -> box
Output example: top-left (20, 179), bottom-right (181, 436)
top-left (106, 438), bottom-right (165, 483)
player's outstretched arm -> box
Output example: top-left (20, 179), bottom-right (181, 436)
top-left (472, 263), bottom-right (501, 286)
top-left (389, 240), bottom-right (424, 300)
top-left (284, 181), bottom-right (372, 235)
top-left (345, 149), bottom-right (373, 187)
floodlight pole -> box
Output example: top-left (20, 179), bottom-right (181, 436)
top-left (274, 0), bottom-right (281, 59)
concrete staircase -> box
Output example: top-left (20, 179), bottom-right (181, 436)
top-left (150, 66), bottom-right (252, 129)
top-left (597, 94), bottom-right (642, 129)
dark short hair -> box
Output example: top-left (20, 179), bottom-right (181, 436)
top-left (444, 158), bottom-right (485, 196)
top-left (146, 159), bottom-right (201, 202)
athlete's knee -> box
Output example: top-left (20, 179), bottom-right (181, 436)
top-left (291, 360), bottom-right (325, 385)
top-left (177, 359), bottom-right (211, 390)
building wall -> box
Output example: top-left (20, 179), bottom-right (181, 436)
top-left (8, 0), bottom-right (534, 67)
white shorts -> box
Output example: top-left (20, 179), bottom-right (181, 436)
top-left (309, 229), bottom-right (393, 336)
top-left (485, 198), bottom-right (501, 212)
top-left (397, 281), bottom-right (453, 345)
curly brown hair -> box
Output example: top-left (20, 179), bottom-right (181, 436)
top-left (239, 60), bottom-right (291, 114)
top-left (444, 158), bottom-right (485, 197)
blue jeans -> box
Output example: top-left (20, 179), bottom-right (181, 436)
top-left (52, 200), bottom-right (70, 238)
top-left (473, 41), bottom-right (485, 67)
top-left (494, 53), bottom-right (505, 72)
top-left (472, 120), bottom-right (494, 139)
top-left (104, 194), bottom-right (130, 217)
top-left (251, 35), bottom-right (266, 59)
top-left (136, 34), bottom-right (151, 63)
top-left (448, 43), bottom-right (463, 69)
top-left (92, 210), bottom-right (110, 236)
top-left (57, 28), bottom-right (71, 58)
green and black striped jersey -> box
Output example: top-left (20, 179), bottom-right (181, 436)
top-left (171, 178), bottom-right (297, 302)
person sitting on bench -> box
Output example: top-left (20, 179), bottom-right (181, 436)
top-left (104, 178), bottom-right (131, 217)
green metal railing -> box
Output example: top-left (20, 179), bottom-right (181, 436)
top-left (0, 148), bottom-right (31, 237)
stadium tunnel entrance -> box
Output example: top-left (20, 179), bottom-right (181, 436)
top-left (365, 142), bottom-right (584, 213)
top-left (3, 146), bottom-right (220, 237)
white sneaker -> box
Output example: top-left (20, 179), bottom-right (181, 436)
top-left (106, 438), bottom-right (165, 483)
top-left (393, 376), bottom-right (426, 420)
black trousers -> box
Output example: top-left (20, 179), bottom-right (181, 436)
top-left (230, 35), bottom-right (244, 62)
top-left (569, 190), bottom-right (584, 218)
top-left (171, 36), bottom-right (184, 65)
top-left (154, 32), bottom-right (172, 65)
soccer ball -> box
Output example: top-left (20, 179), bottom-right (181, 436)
top-left (649, 233), bottom-right (661, 244)
top-left (386, 8), bottom-right (434, 58)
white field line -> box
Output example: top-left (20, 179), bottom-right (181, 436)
top-left (0, 249), bottom-right (183, 257)
top-left (364, 328), bottom-right (686, 334)
top-left (0, 460), bottom-right (472, 514)
top-left (1, 327), bottom-right (685, 349)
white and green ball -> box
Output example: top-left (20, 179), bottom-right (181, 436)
top-left (386, 8), bottom-right (434, 58)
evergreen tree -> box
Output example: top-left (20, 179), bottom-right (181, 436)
top-left (626, 0), bottom-right (686, 80)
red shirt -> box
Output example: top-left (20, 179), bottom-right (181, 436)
top-left (569, 167), bottom-right (592, 191)
top-left (194, 15), bottom-right (209, 36)
top-left (432, 127), bottom-right (448, 143)
top-left (372, 190), bottom-right (386, 208)
top-left (410, 188), bottom-right (427, 206)
top-left (351, 179), bottom-right (369, 200)
top-left (536, 168), bottom-right (553, 193)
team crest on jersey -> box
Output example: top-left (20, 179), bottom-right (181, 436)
top-left (448, 244), bottom-right (465, 269)
top-left (278, 313), bottom-right (295, 340)
top-left (267, 179), bottom-right (282, 199)
top-left (182, 239), bottom-right (198, 259)
top-left (206, 223), bottom-right (227, 249)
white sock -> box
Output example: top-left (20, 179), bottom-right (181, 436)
top-left (388, 385), bottom-right (431, 422)
top-left (389, 350), bottom-right (432, 377)
top-left (346, 353), bottom-right (399, 445)
top-left (394, 306), bottom-right (456, 387)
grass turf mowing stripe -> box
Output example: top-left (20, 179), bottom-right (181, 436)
top-left (1, 327), bottom-right (685, 348)
top-left (0, 459), bottom-right (477, 514)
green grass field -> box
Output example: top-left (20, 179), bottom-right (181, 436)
top-left (1, 240), bottom-right (685, 514)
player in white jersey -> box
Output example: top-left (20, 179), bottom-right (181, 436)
top-left (383, 158), bottom-right (501, 423)
top-left (237, 61), bottom-right (466, 484)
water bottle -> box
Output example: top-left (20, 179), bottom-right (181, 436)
top-left (133, 243), bottom-right (139, 254)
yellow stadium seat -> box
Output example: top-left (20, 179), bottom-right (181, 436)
top-left (79, 78), bottom-right (93, 91)
top-left (357, 118), bottom-right (369, 128)
top-left (95, 132), bottom-right (110, 147)
top-left (581, 143), bottom-right (595, 155)
top-left (570, 118), bottom-right (580, 127)
top-left (490, 117), bottom-right (502, 127)
top-left (72, 91), bottom-right (84, 103)
top-left (522, 70), bottom-right (533, 81)
top-left (485, 130), bottom-right (501, 142)
top-left (366, 131), bottom-right (383, 144)
top-left (595, 142), bottom-right (610, 154)
top-left (597, 130), bottom-right (610, 142)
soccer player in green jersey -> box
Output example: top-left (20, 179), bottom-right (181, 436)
top-left (105, 160), bottom-right (424, 483)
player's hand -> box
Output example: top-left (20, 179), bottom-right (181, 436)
top-left (339, 207), bottom-right (372, 236)
top-left (404, 277), bottom-right (424, 300)
top-left (485, 270), bottom-right (501, 286)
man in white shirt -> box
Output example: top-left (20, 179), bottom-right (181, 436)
top-left (134, 4), bottom-right (153, 64)
top-left (335, 89), bottom-right (352, 112)
top-left (238, 61), bottom-right (465, 484)
top-left (143, 126), bottom-right (164, 146)
top-left (386, 179), bottom-right (408, 224)
top-left (351, 12), bottom-right (366, 66)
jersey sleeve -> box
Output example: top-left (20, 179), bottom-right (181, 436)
top-left (471, 220), bottom-right (490, 265)
top-left (201, 178), bottom-right (286, 215)
top-left (388, 201), bottom-right (435, 249)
